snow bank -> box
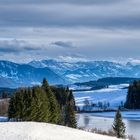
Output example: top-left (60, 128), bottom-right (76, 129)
top-left (0, 122), bottom-right (122, 140)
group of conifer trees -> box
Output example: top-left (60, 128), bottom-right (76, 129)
top-left (8, 78), bottom-right (77, 128)
top-left (125, 80), bottom-right (140, 109)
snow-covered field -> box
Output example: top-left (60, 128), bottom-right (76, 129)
top-left (0, 122), bottom-right (122, 140)
top-left (74, 84), bottom-right (128, 109)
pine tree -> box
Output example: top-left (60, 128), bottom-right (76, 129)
top-left (65, 103), bottom-right (77, 128)
top-left (112, 109), bottom-right (125, 138)
top-left (42, 78), bottom-right (61, 124)
top-left (29, 87), bottom-right (50, 122)
top-left (64, 90), bottom-right (77, 128)
top-left (8, 78), bottom-right (76, 127)
top-left (8, 89), bottom-right (24, 121)
top-left (125, 81), bottom-right (140, 109)
top-left (8, 95), bottom-right (16, 120)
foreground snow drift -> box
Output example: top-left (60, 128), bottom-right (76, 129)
top-left (0, 122), bottom-right (122, 140)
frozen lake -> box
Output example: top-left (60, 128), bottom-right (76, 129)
top-left (77, 111), bottom-right (140, 140)
top-left (74, 85), bottom-right (140, 139)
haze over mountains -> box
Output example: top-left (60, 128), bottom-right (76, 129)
top-left (0, 59), bottom-right (140, 87)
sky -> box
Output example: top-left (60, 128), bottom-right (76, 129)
top-left (0, 0), bottom-right (140, 63)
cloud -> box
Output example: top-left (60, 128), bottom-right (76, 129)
top-left (0, 39), bottom-right (40, 54)
top-left (52, 41), bottom-right (75, 48)
top-left (0, 0), bottom-right (125, 5)
top-left (127, 58), bottom-right (140, 65)
top-left (0, 47), bottom-right (19, 53)
top-left (0, 27), bottom-right (140, 62)
top-left (0, 0), bottom-right (139, 29)
top-left (58, 54), bottom-right (90, 62)
top-left (23, 46), bottom-right (40, 51)
top-left (0, 0), bottom-right (139, 62)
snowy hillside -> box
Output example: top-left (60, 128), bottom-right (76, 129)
top-left (74, 84), bottom-right (128, 110)
top-left (0, 122), bottom-right (123, 140)
top-left (29, 59), bottom-right (140, 82)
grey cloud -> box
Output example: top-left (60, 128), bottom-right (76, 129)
top-left (0, 0), bottom-right (125, 5)
top-left (0, 47), bottom-right (19, 53)
top-left (0, 0), bottom-right (140, 62)
top-left (52, 41), bottom-right (75, 48)
top-left (0, 39), bottom-right (40, 54)
top-left (23, 46), bottom-right (40, 51)
top-left (0, 0), bottom-right (139, 29)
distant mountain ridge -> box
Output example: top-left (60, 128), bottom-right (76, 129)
top-left (1, 59), bottom-right (140, 87)
top-left (29, 60), bottom-right (140, 82)
top-left (0, 61), bottom-right (65, 88)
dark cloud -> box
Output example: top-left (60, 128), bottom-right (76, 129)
top-left (52, 41), bottom-right (75, 48)
top-left (0, 0), bottom-right (139, 29)
top-left (0, 39), bottom-right (40, 54)
top-left (0, 0), bottom-right (139, 62)
top-left (0, 47), bottom-right (19, 53)
top-left (23, 46), bottom-right (40, 51)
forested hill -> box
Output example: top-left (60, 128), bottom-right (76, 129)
top-left (74, 77), bottom-right (140, 90)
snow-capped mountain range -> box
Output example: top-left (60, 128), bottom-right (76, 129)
top-left (29, 60), bottom-right (140, 82)
top-left (0, 59), bottom-right (140, 87)
top-left (0, 61), bottom-right (64, 87)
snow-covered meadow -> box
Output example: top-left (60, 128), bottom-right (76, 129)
top-left (73, 84), bottom-right (128, 110)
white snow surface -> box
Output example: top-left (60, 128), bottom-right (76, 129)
top-left (74, 84), bottom-right (128, 109)
top-left (0, 122), bottom-right (122, 140)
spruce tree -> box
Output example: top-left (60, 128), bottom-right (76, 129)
top-left (8, 89), bottom-right (25, 121)
top-left (8, 78), bottom-right (76, 127)
top-left (29, 87), bottom-right (50, 122)
top-left (42, 78), bottom-right (61, 124)
top-left (112, 109), bottom-right (125, 138)
top-left (125, 81), bottom-right (140, 109)
top-left (65, 103), bottom-right (77, 128)
top-left (8, 95), bottom-right (16, 120)
top-left (65, 89), bottom-right (77, 128)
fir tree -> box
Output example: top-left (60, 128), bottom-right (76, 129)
top-left (8, 78), bottom-right (76, 127)
top-left (29, 87), bottom-right (50, 122)
top-left (8, 95), bottom-right (16, 120)
top-left (65, 90), bottom-right (77, 128)
top-left (42, 78), bottom-right (61, 124)
top-left (112, 109), bottom-right (125, 138)
top-left (125, 81), bottom-right (140, 109)
top-left (65, 102), bottom-right (77, 128)
top-left (8, 89), bottom-right (24, 121)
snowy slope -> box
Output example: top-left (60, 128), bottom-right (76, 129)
top-left (74, 84), bottom-right (128, 109)
top-left (0, 122), bottom-right (123, 140)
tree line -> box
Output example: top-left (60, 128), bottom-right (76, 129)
top-left (125, 80), bottom-right (140, 109)
top-left (8, 78), bottom-right (77, 128)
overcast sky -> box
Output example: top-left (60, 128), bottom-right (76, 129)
top-left (0, 0), bottom-right (140, 63)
